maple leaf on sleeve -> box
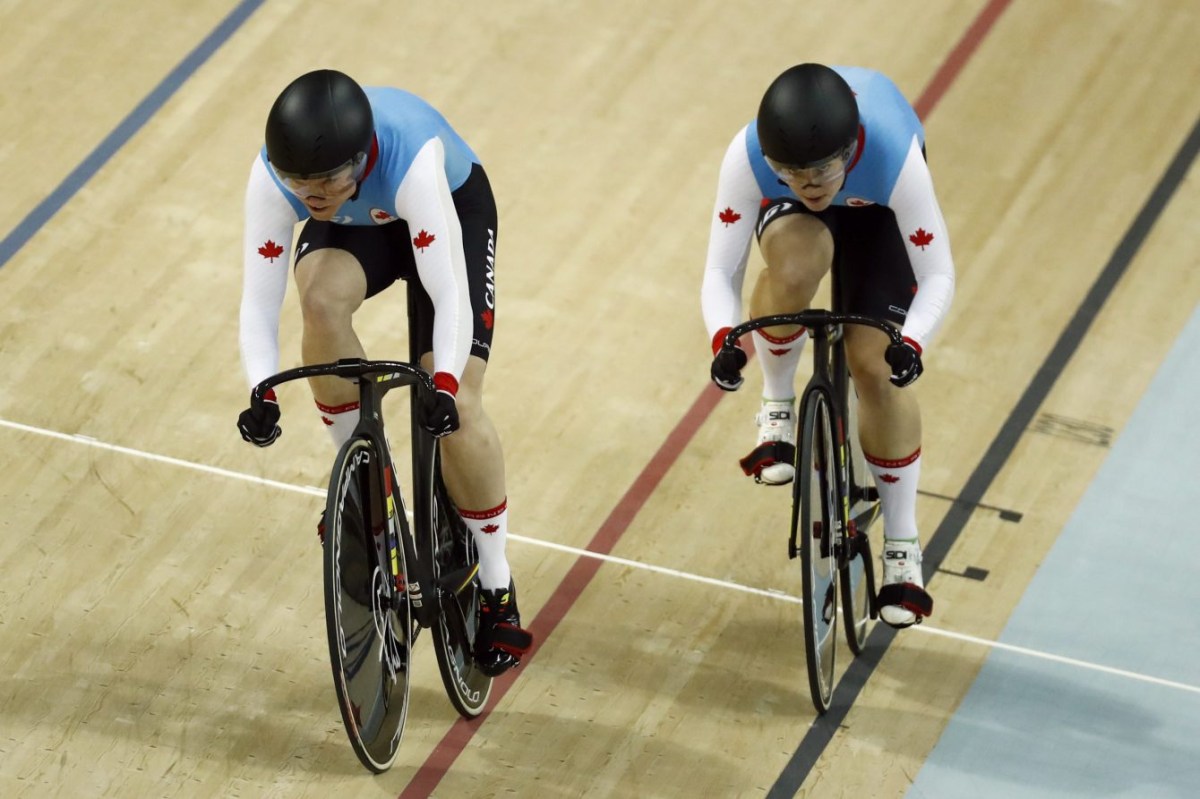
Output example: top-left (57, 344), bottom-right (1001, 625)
top-left (480, 309), bottom-right (494, 330)
top-left (718, 207), bottom-right (742, 226)
top-left (480, 523), bottom-right (500, 534)
top-left (413, 230), bottom-right (436, 251)
top-left (908, 228), bottom-right (934, 249)
top-left (257, 240), bottom-right (284, 262)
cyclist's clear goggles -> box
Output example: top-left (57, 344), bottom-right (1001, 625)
top-left (271, 153), bottom-right (366, 199)
top-left (765, 142), bottom-right (856, 186)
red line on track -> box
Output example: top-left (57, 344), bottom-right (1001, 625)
top-left (400, 2), bottom-right (1012, 793)
top-left (914, 0), bottom-right (1013, 120)
top-left (400, 387), bottom-right (725, 797)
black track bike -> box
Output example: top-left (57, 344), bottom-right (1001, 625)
top-left (719, 311), bottom-right (902, 713)
top-left (248, 304), bottom-right (493, 772)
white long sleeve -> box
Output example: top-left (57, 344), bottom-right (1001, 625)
top-left (239, 156), bottom-right (300, 390)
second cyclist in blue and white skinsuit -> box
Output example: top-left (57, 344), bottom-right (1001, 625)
top-left (701, 64), bottom-right (956, 628)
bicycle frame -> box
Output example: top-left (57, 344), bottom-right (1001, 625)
top-left (251, 358), bottom-right (452, 631)
top-left (720, 310), bottom-right (899, 603)
top-left (247, 288), bottom-right (495, 770)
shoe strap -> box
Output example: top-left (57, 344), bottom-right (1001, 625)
top-left (740, 441), bottom-right (796, 477)
top-left (491, 623), bottom-right (533, 656)
top-left (877, 582), bottom-right (933, 622)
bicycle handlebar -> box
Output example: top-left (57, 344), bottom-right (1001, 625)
top-left (720, 311), bottom-right (903, 355)
top-left (250, 358), bottom-right (434, 407)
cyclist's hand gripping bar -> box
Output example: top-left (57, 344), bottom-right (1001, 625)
top-left (241, 359), bottom-right (437, 447)
top-left (716, 311), bottom-right (910, 383)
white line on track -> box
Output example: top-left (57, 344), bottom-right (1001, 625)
top-left (5, 416), bottom-right (1197, 696)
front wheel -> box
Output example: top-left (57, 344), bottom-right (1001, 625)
top-left (793, 387), bottom-right (841, 714)
top-left (323, 436), bottom-right (413, 773)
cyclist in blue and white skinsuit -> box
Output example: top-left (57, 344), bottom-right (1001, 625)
top-left (701, 64), bottom-right (955, 627)
top-left (236, 70), bottom-right (529, 674)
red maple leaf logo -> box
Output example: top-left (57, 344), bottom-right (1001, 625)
top-left (481, 309), bottom-right (494, 330)
top-left (769, 348), bottom-right (790, 357)
top-left (718, 207), bottom-right (742, 226)
top-left (373, 210), bottom-right (392, 221)
top-left (909, 228), bottom-right (934, 249)
top-left (480, 523), bottom-right (500, 534)
top-left (257, 240), bottom-right (284, 262)
top-left (879, 474), bottom-right (900, 484)
top-left (413, 230), bottom-right (436, 251)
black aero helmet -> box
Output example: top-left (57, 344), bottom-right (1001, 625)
top-left (756, 64), bottom-right (859, 167)
top-left (265, 69), bottom-right (374, 179)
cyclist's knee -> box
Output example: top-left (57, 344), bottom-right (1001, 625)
top-left (758, 214), bottom-right (832, 290)
top-left (850, 368), bottom-right (899, 409)
top-left (849, 350), bottom-right (891, 390)
top-left (300, 292), bottom-right (356, 336)
top-left (453, 388), bottom-right (485, 431)
top-left (846, 330), bottom-right (897, 398)
top-left (297, 252), bottom-right (366, 330)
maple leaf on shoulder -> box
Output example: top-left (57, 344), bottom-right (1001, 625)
top-left (413, 229), bottom-right (436, 251)
top-left (908, 228), bottom-right (934, 249)
top-left (258, 240), bottom-right (284, 262)
top-left (718, 207), bottom-right (742, 226)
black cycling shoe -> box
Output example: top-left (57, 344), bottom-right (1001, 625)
top-left (474, 580), bottom-right (533, 676)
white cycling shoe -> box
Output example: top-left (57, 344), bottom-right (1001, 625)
top-left (739, 399), bottom-right (796, 485)
top-left (879, 538), bottom-right (934, 628)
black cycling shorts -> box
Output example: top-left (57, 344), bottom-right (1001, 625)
top-left (755, 197), bottom-right (916, 326)
top-left (294, 163), bottom-right (497, 361)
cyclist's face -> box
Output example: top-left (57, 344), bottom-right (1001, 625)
top-left (274, 163), bottom-right (357, 218)
top-left (783, 174), bottom-right (841, 212)
top-left (279, 166), bottom-right (358, 220)
top-left (765, 150), bottom-right (851, 211)
top-left (766, 154), bottom-right (847, 187)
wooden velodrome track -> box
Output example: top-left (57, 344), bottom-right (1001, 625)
top-left (2, 0), bottom-right (1198, 796)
